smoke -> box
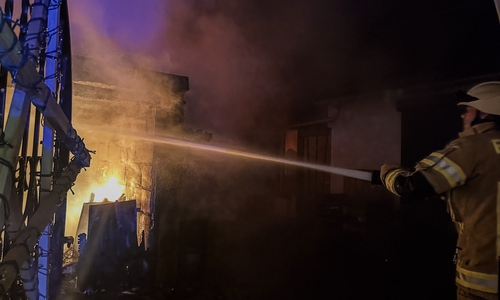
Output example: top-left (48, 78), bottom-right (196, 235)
top-left (156, 0), bottom-right (319, 145)
top-left (153, 0), bottom-right (404, 147)
top-left (68, 0), bottom-right (397, 148)
top-left (153, 0), bottom-right (291, 147)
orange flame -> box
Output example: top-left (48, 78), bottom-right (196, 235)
top-left (90, 177), bottom-right (125, 202)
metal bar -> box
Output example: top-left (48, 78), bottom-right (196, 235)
top-left (0, 0), bottom-right (10, 132)
top-left (25, 0), bottom-right (50, 65)
top-left (4, 1), bottom-right (12, 21)
top-left (0, 69), bottom-right (7, 132)
top-left (24, 0), bottom-right (46, 219)
top-left (19, 0), bottom-right (30, 42)
top-left (45, 1), bottom-right (63, 297)
top-left (26, 112), bottom-right (41, 219)
top-left (0, 89), bottom-right (31, 236)
top-left (18, 0), bottom-right (39, 201)
top-left (17, 104), bottom-right (30, 196)
top-left (0, 0), bottom-right (13, 141)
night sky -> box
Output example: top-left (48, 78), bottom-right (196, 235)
top-left (68, 0), bottom-right (500, 146)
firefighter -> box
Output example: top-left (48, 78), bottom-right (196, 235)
top-left (380, 81), bottom-right (500, 300)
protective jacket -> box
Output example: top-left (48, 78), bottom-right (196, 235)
top-left (383, 122), bottom-right (500, 294)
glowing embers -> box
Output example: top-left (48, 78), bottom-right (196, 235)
top-left (88, 176), bottom-right (125, 203)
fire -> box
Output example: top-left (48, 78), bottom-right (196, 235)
top-left (90, 177), bottom-right (125, 202)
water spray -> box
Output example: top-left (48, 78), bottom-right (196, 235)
top-left (80, 125), bottom-right (381, 184)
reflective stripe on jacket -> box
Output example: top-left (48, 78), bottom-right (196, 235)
top-left (414, 122), bottom-right (500, 294)
top-left (456, 265), bottom-right (498, 294)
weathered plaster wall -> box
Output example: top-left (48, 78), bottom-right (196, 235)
top-left (328, 92), bottom-right (401, 193)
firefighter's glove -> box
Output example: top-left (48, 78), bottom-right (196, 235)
top-left (380, 164), bottom-right (409, 196)
top-left (380, 164), bottom-right (401, 182)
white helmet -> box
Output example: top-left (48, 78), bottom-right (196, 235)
top-left (458, 81), bottom-right (500, 116)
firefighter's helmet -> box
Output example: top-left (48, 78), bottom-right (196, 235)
top-left (458, 81), bottom-right (500, 116)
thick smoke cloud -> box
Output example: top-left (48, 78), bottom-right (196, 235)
top-left (154, 0), bottom-right (371, 145)
top-left (68, 0), bottom-right (394, 148)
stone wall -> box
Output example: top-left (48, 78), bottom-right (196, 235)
top-left (66, 57), bottom-right (189, 248)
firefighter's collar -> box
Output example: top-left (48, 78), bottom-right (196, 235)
top-left (459, 122), bottom-right (496, 138)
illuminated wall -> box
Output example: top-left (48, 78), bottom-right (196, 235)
top-left (67, 56), bottom-right (189, 248)
top-left (69, 92), bottom-right (155, 245)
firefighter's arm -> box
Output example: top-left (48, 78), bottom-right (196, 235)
top-left (380, 164), bottom-right (438, 199)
